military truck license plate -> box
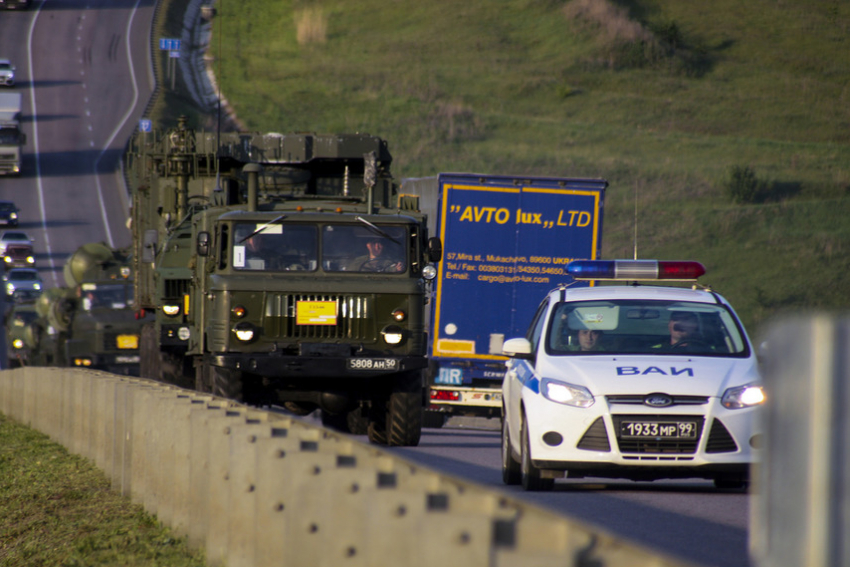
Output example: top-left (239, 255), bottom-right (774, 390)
top-left (347, 358), bottom-right (399, 371)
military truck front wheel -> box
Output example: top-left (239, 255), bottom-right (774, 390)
top-left (369, 370), bottom-right (423, 447)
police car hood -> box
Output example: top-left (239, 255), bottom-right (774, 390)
top-left (536, 355), bottom-right (760, 396)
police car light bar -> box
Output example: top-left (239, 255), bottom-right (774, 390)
top-left (567, 260), bottom-right (706, 281)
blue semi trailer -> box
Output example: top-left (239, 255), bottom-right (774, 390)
top-left (401, 173), bottom-right (607, 424)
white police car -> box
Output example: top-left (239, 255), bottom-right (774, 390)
top-left (500, 260), bottom-right (764, 491)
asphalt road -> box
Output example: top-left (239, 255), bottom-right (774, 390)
top-left (2, 5), bottom-right (753, 567)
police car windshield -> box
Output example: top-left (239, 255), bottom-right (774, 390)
top-left (547, 300), bottom-right (748, 356)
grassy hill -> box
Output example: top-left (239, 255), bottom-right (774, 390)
top-left (155, 0), bottom-right (850, 336)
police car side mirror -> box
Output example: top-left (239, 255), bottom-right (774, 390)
top-left (502, 337), bottom-right (533, 359)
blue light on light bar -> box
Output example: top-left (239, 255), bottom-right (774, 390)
top-left (567, 260), bottom-right (706, 281)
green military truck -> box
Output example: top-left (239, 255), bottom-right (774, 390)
top-left (124, 117), bottom-right (441, 446)
top-left (20, 243), bottom-right (147, 375)
top-left (4, 299), bottom-right (38, 367)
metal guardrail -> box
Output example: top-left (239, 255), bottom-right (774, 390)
top-left (0, 366), bottom-right (695, 567)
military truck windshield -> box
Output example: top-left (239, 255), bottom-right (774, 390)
top-left (81, 283), bottom-right (132, 310)
top-left (323, 225), bottom-right (407, 273)
top-left (232, 223), bottom-right (318, 272)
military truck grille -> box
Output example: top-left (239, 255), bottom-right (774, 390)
top-left (102, 331), bottom-right (131, 351)
top-left (164, 279), bottom-right (191, 298)
top-left (264, 294), bottom-right (376, 340)
top-left (612, 415), bottom-right (705, 455)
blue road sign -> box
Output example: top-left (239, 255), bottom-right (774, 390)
top-left (159, 38), bottom-right (181, 51)
top-left (139, 119), bottom-right (152, 133)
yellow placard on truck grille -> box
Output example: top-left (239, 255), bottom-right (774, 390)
top-left (296, 300), bottom-right (337, 325)
top-left (116, 334), bottom-right (139, 349)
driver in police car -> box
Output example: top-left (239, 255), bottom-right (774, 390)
top-left (656, 311), bottom-right (700, 348)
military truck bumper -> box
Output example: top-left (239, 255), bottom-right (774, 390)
top-left (210, 351), bottom-right (428, 379)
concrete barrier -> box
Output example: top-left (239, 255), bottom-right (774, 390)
top-left (751, 314), bottom-right (850, 567)
top-left (0, 366), bottom-right (695, 567)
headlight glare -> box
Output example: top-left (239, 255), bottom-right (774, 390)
top-left (722, 384), bottom-right (765, 409)
top-left (541, 378), bottom-right (594, 408)
top-left (162, 304), bottom-right (180, 316)
top-left (233, 322), bottom-right (255, 342)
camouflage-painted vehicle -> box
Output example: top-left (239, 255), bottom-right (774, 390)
top-left (124, 117), bottom-right (441, 446)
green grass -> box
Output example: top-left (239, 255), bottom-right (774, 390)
top-left (0, 414), bottom-right (205, 567)
top-left (153, 0), bottom-right (850, 336)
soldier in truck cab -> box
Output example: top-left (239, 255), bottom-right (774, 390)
top-left (347, 237), bottom-right (404, 272)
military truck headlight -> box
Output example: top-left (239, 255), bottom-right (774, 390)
top-left (232, 305), bottom-right (247, 318)
top-left (391, 309), bottom-right (406, 322)
top-left (73, 358), bottom-right (93, 367)
top-left (381, 325), bottom-right (405, 345)
top-left (162, 304), bottom-right (181, 317)
top-left (233, 322), bottom-right (256, 342)
top-left (422, 264), bottom-right (437, 281)
top-left (12, 339), bottom-right (23, 349)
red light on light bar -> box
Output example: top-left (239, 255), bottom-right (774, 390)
top-left (657, 261), bottom-right (706, 280)
top-left (430, 390), bottom-right (461, 401)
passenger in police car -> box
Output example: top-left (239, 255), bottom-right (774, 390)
top-left (567, 329), bottom-right (604, 352)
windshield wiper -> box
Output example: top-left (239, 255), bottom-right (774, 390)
top-left (355, 216), bottom-right (401, 244)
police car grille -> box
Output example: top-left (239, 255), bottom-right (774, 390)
top-left (612, 415), bottom-right (704, 455)
top-left (705, 418), bottom-right (738, 453)
top-left (264, 294), bottom-right (376, 340)
top-left (576, 417), bottom-right (610, 452)
top-left (606, 394), bottom-right (709, 406)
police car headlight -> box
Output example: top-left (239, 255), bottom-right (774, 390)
top-left (233, 322), bottom-right (256, 342)
top-left (162, 304), bottom-right (181, 317)
top-left (721, 384), bottom-right (765, 409)
top-left (34, 283), bottom-right (41, 291)
top-left (541, 378), bottom-right (594, 408)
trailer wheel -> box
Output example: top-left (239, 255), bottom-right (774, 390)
top-left (386, 371), bottom-right (423, 447)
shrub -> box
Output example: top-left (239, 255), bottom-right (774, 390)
top-left (725, 165), bottom-right (765, 204)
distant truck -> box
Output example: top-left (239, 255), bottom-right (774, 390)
top-left (0, 91), bottom-right (25, 176)
top-left (402, 173), bottom-right (606, 423)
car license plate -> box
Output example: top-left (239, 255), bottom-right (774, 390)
top-left (347, 358), bottom-right (399, 371)
top-left (620, 421), bottom-right (697, 439)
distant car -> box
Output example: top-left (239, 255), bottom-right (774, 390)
top-left (0, 230), bottom-right (33, 255)
top-left (0, 201), bottom-right (19, 227)
top-left (500, 259), bottom-right (764, 491)
top-left (2, 242), bottom-right (34, 268)
top-left (0, 59), bottom-right (15, 86)
top-left (3, 267), bottom-right (42, 298)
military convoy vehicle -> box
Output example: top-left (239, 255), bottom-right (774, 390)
top-left (6, 242), bottom-right (147, 374)
top-left (5, 299), bottom-right (38, 367)
top-left (124, 117), bottom-right (441, 446)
